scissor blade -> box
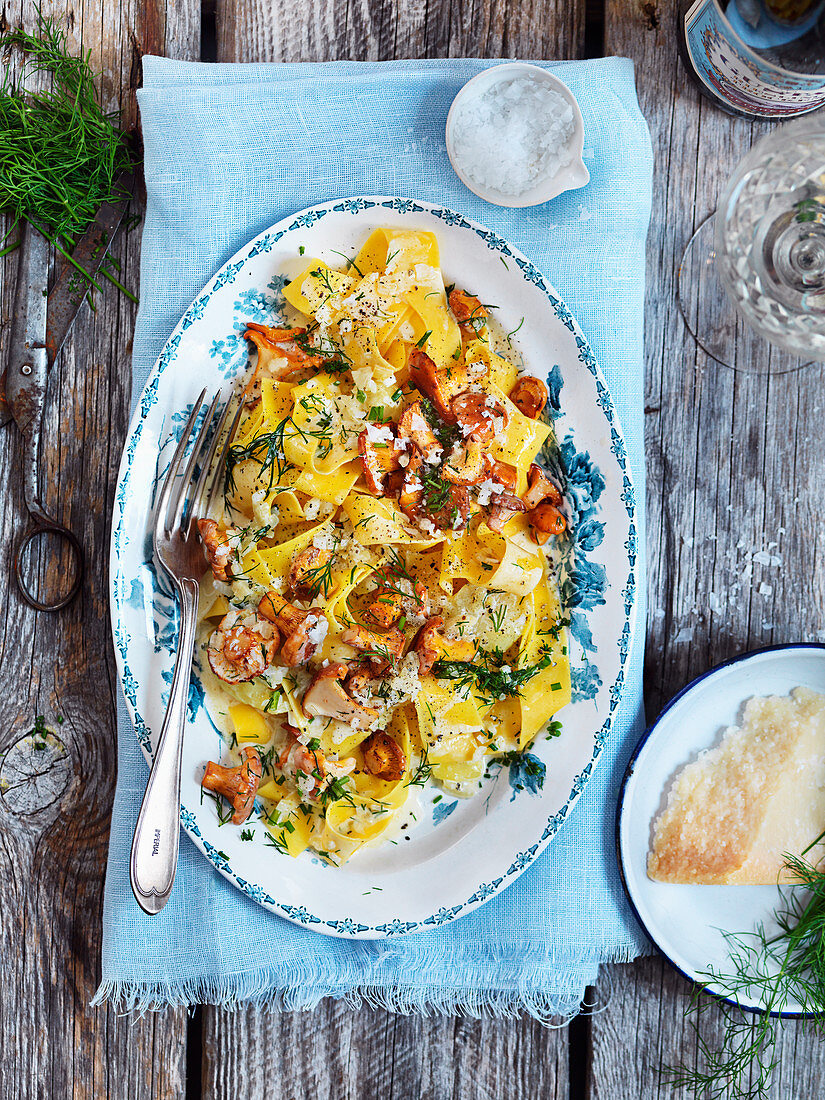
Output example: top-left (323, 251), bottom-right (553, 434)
top-left (5, 223), bottom-right (49, 434)
top-left (0, 170), bottom-right (137, 427)
top-left (46, 170), bottom-right (137, 362)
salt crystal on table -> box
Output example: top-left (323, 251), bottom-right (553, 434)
top-left (752, 549), bottom-right (782, 567)
top-left (451, 76), bottom-right (575, 197)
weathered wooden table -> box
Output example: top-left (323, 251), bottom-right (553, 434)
top-left (3, 0), bottom-right (824, 1095)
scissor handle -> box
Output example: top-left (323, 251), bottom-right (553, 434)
top-left (14, 520), bottom-right (84, 612)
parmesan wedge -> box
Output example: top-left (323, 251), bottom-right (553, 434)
top-left (647, 687), bottom-right (825, 885)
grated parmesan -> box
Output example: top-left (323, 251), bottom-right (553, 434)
top-left (365, 422), bottom-right (395, 444)
top-left (306, 616), bottom-right (329, 647)
top-left (475, 479), bottom-right (507, 506)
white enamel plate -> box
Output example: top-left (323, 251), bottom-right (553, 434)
top-left (618, 644), bottom-right (825, 1015)
top-left (111, 197), bottom-right (638, 937)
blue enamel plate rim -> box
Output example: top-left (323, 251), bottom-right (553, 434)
top-left (616, 642), bottom-right (825, 1019)
top-left (111, 194), bottom-right (638, 937)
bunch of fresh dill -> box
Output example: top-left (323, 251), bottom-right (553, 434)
top-left (664, 836), bottom-right (825, 1098)
top-left (0, 13), bottom-right (135, 294)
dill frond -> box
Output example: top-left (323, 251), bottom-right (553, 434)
top-left (0, 14), bottom-right (136, 294)
top-left (432, 645), bottom-right (560, 705)
top-left (663, 836), bottom-right (825, 1098)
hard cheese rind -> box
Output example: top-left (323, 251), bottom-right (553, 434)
top-left (647, 687), bottom-right (825, 885)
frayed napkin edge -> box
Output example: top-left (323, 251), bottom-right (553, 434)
top-left (91, 978), bottom-right (588, 1024)
top-left (91, 942), bottom-right (643, 1023)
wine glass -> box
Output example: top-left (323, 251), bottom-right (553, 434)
top-left (678, 116), bottom-right (825, 373)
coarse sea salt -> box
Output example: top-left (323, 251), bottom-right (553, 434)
top-left (451, 76), bottom-right (575, 197)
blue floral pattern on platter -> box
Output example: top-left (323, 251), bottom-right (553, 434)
top-left (110, 197), bottom-right (638, 938)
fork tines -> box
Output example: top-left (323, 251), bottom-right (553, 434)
top-left (155, 390), bottom-right (243, 552)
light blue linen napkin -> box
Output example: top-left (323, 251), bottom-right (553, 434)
top-left (95, 56), bottom-right (652, 1019)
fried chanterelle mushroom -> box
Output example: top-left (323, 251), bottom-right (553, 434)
top-left (207, 611), bottom-right (279, 684)
top-left (302, 663), bottom-right (379, 729)
top-left (361, 731), bottom-right (406, 781)
top-left (197, 519), bottom-right (239, 582)
top-left (413, 616), bottom-right (476, 676)
top-left (258, 591), bottom-right (328, 666)
top-left (521, 463), bottom-right (566, 543)
top-left (509, 376), bottom-right (548, 420)
top-left (201, 745), bottom-right (263, 824)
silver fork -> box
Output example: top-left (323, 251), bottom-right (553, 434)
top-left (130, 388), bottom-right (243, 915)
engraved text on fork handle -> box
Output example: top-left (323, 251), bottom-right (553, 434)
top-left (129, 576), bottom-right (199, 915)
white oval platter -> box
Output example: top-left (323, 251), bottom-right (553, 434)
top-left (110, 196), bottom-right (638, 938)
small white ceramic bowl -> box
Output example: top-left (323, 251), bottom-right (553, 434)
top-left (445, 63), bottom-right (590, 208)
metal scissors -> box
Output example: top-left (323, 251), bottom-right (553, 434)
top-left (3, 172), bottom-right (136, 611)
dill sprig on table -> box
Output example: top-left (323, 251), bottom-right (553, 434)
top-left (663, 834), bottom-right (825, 1099)
top-left (0, 14), bottom-right (136, 295)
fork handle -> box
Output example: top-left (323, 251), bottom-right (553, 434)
top-left (130, 577), bottom-right (199, 915)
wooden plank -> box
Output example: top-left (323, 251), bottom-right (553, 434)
top-left (202, 2), bottom-right (585, 1098)
top-left (591, 1), bottom-right (825, 1095)
top-left (216, 0), bottom-right (584, 63)
top-left (0, 0), bottom-right (199, 1095)
top-left (592, 953), bottom-right (825, 1100)
top-left (203, 1001), bottom-right (571, 1100)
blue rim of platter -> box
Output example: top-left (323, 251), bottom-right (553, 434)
top-left (616, 642), bottom-right (825, 1019)
top-left (111, 195), bottom-right (639, 937)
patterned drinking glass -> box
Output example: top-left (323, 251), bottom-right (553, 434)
top-left (679, 116), bottom-right (825, 373)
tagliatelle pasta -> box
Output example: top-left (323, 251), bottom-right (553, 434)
top-left (193, 228), bottom-right (571, 865)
